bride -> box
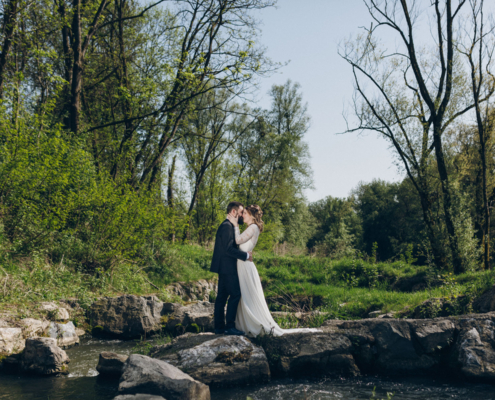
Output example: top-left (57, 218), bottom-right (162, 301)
top-left (228, 204), bottom-right (319, 337)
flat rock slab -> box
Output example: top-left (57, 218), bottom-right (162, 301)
top-left (21, 337), bottom-right (69, 375)
top-left (114, 395), bottom-right (167, 400)
top-left (119, 354), bottom-right (210, 400)
top-left (89, 295), bottom-right (163, 338)
top-left (97, 352), bottom-right (128, 377)
top-left (259, 331), bottom-right (360, 378)
top-left (151, 333), bottom-right (270, 386)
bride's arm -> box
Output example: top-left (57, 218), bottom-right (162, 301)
top-left (234, 224), bottom-right (258, 244)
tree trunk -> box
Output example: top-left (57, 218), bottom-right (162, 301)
top-left (69, 0), bottom-right (83, 135)
top-left (111, 0), bottom-right (133, 179)
top-left (167, 155), bottom-right (176, 208)
top-left (0, 0), bottom-right (17, 99)
top-left (433, 122), bottom-right (464, 273)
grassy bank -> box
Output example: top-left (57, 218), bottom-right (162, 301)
top-left (1, 244), bottom-right (494, 323)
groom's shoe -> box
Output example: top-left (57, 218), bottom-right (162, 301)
top-left (214, 329), bottom-right (226, 335)
top-left (224, 327), bottom-right (245, 336)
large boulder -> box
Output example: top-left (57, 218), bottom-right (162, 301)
top-left (166, 279), bottom-right (218, 302)
top-left (151, 333), bottom-right (270, 386)
top-left (340, 319), bottom-right (435, 374)
top-left (473, 285), bottom-right (495, 313)
top-left (19, 318), bottom-right (50, 338)
top-left (20, 337), bottom-right (69, 375)
top-left (48, 321), bottom-right (79, 348)
top-left (409, 319), bottom-right (455, 354)
top-left (259, 331), bottom-right (359, 378)
top-left (97, 352), bottom-right (128, 377)
top-left (0, 327), bottom-right (25, 355)
top-left (162, 302), bottom-right (214, 334)
top-left (89, 295), bottom-right (164, 338)
top-left (118, 354), bottom-right (210, 400)
top-left (454, 316), bottom-right (495, 380)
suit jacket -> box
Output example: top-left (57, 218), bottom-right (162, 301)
top-left (210, 219), bottom-right (248, 275)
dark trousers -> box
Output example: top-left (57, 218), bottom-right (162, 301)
top-left (214, 273), bottom-right (241, 330)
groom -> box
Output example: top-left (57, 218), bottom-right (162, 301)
top-left (211, 201), bottom-right (253, 335)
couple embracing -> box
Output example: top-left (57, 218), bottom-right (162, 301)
top-left (210, 201), bottom-right (318, 337)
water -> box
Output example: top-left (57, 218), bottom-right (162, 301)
top-left (0, 337), bottom-right (135, 400)
top-left (1, 338), bottom-right (495, 400)
top-left (212, 377), bottom-right (495, 400)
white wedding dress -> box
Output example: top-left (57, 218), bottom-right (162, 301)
top-left (234, 224), bottom-right (320, 337)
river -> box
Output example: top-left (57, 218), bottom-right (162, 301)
top-left (1, 338), bottom-right (495, 400)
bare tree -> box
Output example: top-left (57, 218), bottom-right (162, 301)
top-left (458, 0), bottom-right (495, 269)
top-left (340, 0), bottom-right (495, 273)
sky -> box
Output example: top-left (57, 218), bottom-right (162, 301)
top-left (253, 0), bottom-right (404, 202)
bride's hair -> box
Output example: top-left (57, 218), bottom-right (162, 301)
top-left (245, 205), bottom-right (264, 233)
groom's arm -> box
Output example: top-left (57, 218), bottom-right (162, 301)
top-left (220, 224), bottom-right (249, 261)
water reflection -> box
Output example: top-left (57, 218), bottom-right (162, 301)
top-left (0, 375), bottom-right (117, 400)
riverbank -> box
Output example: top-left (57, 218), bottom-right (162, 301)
top-left (2, 245), bottom-right (495, 325)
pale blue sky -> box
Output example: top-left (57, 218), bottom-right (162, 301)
top-left (254, 0), bottom-right (404, 202)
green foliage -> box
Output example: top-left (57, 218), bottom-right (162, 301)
top-left (132, 333), bottom-right (172, 356)
top-left (352, 179), bottom-right (424, 261)
top-left (450, 187), bottom-right (482, 272)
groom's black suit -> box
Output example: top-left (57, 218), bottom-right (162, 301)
top-left (211, 219), bottom-right (248, 330)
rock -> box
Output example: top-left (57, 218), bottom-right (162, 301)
top-left (409, 319), bottom-right (455, 354)
top-left (48, 321), bottom-right (79, 348)
top-left (473, 285), bottom-right (495, 313)
top-left (114, 395), bottom-right (167, 400)
top-left (88, 295), bottom-right (164, 338)
top-left (0, 328), bottom-right (25, 355)
top-left (377, 312), bottom-right (395, 319)
top-left (368, 310), bottom-right (382, 318)
top-left (333, 319), bottom-right (436, 374)
top-left (455, 317), bottom-right (495, 380)
top-left (75, 328), bottom-right (87, 338)
top-left (0, 320), bottom-right (9, 328)
top-left (166, 279), bottom-right (218, 302)
top-left (118, 354), bottom-right (210, 400)
top-left (19, 318), bottom-right (50, 338)
top-left (20, 337), bottom-right (69, 375)
top-left (259, 331), bottom-right (359, 378)
top-left (151, 333), bottom-right (270, 386)
top-left (97, 352), bottom-right (128, 377)
top-left (162, 302), bottom-right (214, 334)
top-left (40, 302), bottom-right (70, 321)
top-left (366, 319), bottom-right (435, 372)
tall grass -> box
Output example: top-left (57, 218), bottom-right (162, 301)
top-left (2, 244), bottom-right (494, 322)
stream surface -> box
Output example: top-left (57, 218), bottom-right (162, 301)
top-left (1, 337), bottom-right (495, 400)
